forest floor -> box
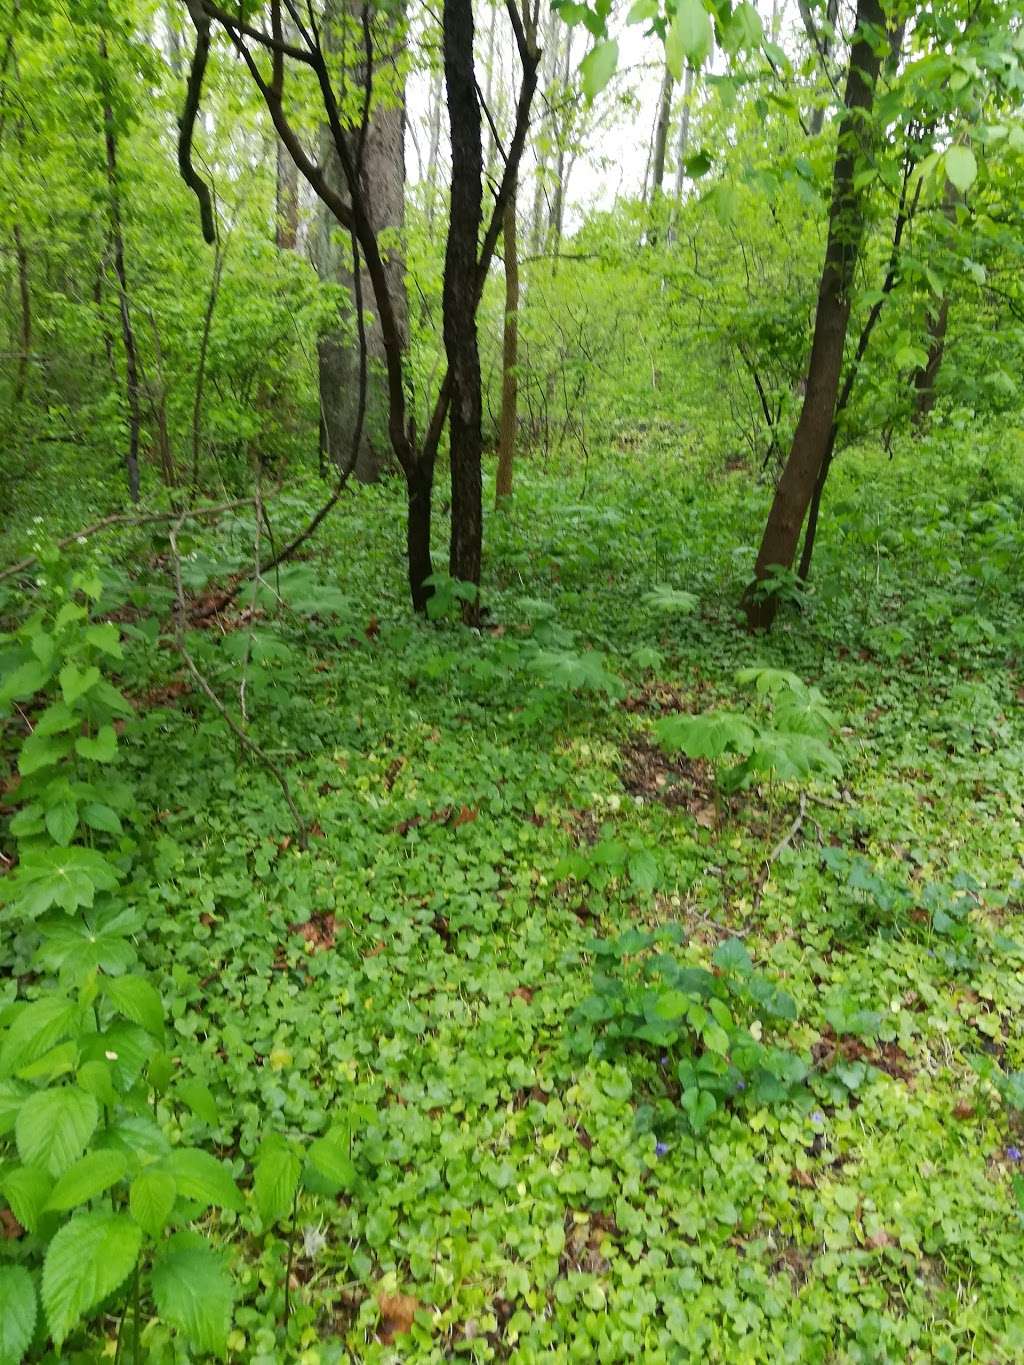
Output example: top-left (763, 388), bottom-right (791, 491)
top-left (6, 430), bottom-right (1024, 1362)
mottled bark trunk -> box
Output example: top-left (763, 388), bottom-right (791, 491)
top-left (442, 0), bottom-right (484, 601)
top-left (743, 0), bottom-right (887, 630)
top-left (495, 180), bottom-right (519, 503)
top-left (650, 69), bottom-right (674, 201)
top-left (317, 3), bottom-right (407, 484)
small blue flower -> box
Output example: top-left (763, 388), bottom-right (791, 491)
top-left (1007, 1146), bottom-right (1022, 1162)
top-left (655, 1141), bottom-right (670, 1157)
top-left (736, 1079), bottom-right (746, 1090)
top-left (810, 1110), bottom-right (825, 1127)
top-left (660, 1055), bottom-right (669, 1068)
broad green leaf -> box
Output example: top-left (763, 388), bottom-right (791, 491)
top-left (75, 725), bottom-right (117, 763)
top-left (580, 39), bottom-right (619, 100)
top-left (1, 1164), bottom-right (53, 1234)
top-left (59, 663), bottom-right (100, 706)
top-left (166, 1148), bottom-right (243, 1212)
top-left (84, 623), bottom-right (123, 658)
top-left (667, 0), bottom-right (712, 77)
top-left (44, 802), bottom-right (78, 847)
top-left (944, 144), bottom-right (977, 193)
top-left (18, 732), bottom-right (73, 777)
top-left (151, 1232), bottom-right (233, 1356)
top-left (0, 1265), bottom-right (36, 1365)
top-left (0, 657), bottom-right (51, 707)
top-left (253, 1134), bottom-right (301, 1224)
top-left (712, 938), bottom-right (753, 973)
top-left (103, 974), bottom-right (164, 1037)
top-left (46, 1149), bottom-right (128, 1211)
top-left (628, 848), bottom-right (660, 895)
top-left (42, 1212), bottom-right (141, 1346)
top-left (177, 1079), bottom-right (220, 1127)
top-left (15, 1085), bottom-right (98, 1177)
top-left (130, 1168), bottom-right (177, 1236)
top-left (80, 802), bottom-right (123, 835)
top-left (77, 1059), bottom-right (119, 1109)
top-left (0, 996), bottom-right (80, 1079)
top-left (306, 1130), bottom-right (357, 1191)
top-left (626, 0), bottom-right (659, 21)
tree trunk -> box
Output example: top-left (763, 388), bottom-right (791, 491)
top-left (743, 0), bottom-right (888, 630)
top-left (912, 297), bottom-right (949, 424)
top-left (495, 179), bottom-right (519, 503)
top-left (442, 0), bottom-right (484, 601)
top-left (673, 65), bottom-right (695, 197)
top-left (275, 136), bottom-right (299, 248)
top-left (100, 39), bottom-right (142, 502)
top-left (317, 3), bottom-right (408, 484)
top-left (425, 61), bottom-right (444, 228)
top-left (407, 463), bottom-right (435, 611)
top-left (12, 223), bottom-right (30, 404)
top-left (649, 68), bottom-right (674, 201)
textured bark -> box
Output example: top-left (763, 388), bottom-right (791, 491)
top-left (495, 180), bottom-right (519, 503)
top-left (744, 0), bottom-right (888, 630)
top-left (442, 0), bottom-right (484, 599)
top-left (649, 69), bottom-right (674, 200)
top-left (317, 3), bottom-right (408, 484)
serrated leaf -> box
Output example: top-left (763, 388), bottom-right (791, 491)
top-left (42, 1212), bottom-right (141, 1346)
top-left (306, 1131), bottom-right (357, 1191)
top-left (45, 1149), bottom-right (128, 1212)
top-left (45, 802), bottom-right (78, 847)
top-left (0, 1265), bottom-right (36, 1365)
top-left (18, 732), bottom-right (73, 777)
top-left (253, 1135), bottom-right (301, 1224)
top-left (628, 848), bottom-right (660, 895)
top-left (712, 938), bottom-right (753, 973)
top-left (75, 725), bottom-right (117, 763)
top-left (177, 1079), bottom-right (220, 1126)
top-left (667, 0), bottom-right (712, 77)
top-left (85, 623), bottom-right (123, 658)
top-left (15, 1085), bottom-right (98, 1176)
top-left (59, 663), bottom-right (100, 706)
top-left (0, 996), bottom-right (80, 1079)
top-left (81, 802), bottom-right (123, 835)
top-left (1, 1164), bottom-right (53, 1235)
top-left (166, 1148), bottom-right (243, 1212)
top-left (130, 1168), bottom-right (177, 1237)
top-left (103, 974), bottom-right (164, 1037)
top-left (33, 701), bottom-right (79, 736)
top-left (151, 1232), bottom-right (233, 1356)
top-left (1, 657), bottom-right (51, 707)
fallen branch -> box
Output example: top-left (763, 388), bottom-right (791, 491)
top-left (0, 499), bottom-right (255, 584)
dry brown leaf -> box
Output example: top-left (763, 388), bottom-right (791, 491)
top-left (377, 1292), bottom-right (418, 1343)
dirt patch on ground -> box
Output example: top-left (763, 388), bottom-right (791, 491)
top-left (621, 679), bottom-right (705, 716)
top-left (812, 1027), bottom-right (916, 1084)
top-left (620, 734), bottom-right (717, 818)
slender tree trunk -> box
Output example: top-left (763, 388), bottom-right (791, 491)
top-left (673, 65), bottom-right (695, 197)
top-left (100, 39), bottom-right (142, 502)
top-left (275, 137), bottom-right (299, 248)
top-left (12, 223), bottom-right (30, 404)
top-left (425, 60), bottom-right (444, 228)
top-left (913, 181), bottom-right (957, 425)
top-left (743, 0), bottom-right (889, 630)
top-left (495, 179), bottom-right (519, 503)
top-left (442, 0), bottom-right (484, 600)
top-left (649, 68), bottom-right (674, 201)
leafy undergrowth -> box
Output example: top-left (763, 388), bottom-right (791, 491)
top-left (4, 429), bottom-right (1024, 1362)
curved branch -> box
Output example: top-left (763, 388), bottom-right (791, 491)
top-left (178, 5), bottom-right (216, 244)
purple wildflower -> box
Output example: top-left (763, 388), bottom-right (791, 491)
top-left (655, 1141), bottom-right (670, 1157)
top-left (1007, 1146), bottom-right (1022, 1162)
top-left (810, 1110), bottom-right (825, 1127)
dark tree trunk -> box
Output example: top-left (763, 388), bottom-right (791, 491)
top-left (442, 0), bottom-right (484, 600)
top-left (495, 179), bottom-right (519, 503)
top-left (100, 39), bottom-right (141, 503)
top-left (407, 464), bottom-right (435, 611)
top-left (743, 0), bottom-right (888, 630)
top-left (12, 223), bottom-right (30, 404)
top-left (912, 297), bottom-right (949, 424)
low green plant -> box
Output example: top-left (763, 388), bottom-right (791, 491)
top-left (0, 559), bottom-right (240, 1359)
top-left (571, 928), bottom-right (807, 1134)
top-left (654, 666), bottom-right (842, 798)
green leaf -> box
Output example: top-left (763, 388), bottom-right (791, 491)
top-left (944, 144), bottom-right (977, 193)
top-left (177, 1079), bottom-right (220, 1127)
top-left (306, 1130), bottom-right (357, 1191)
top-left (75, 725), bottom-right (117, 763)
top-left (655, 710), bottom-right (755, 760)
top-left (103, 975), bottom-right (165, 1037)
top-left (702, 1021), bottom-right (731, 1055)
top-left (0, 657), bottom-right (51, 707)
top-left (626, 0), bottom-right (658, 21)
top-left (580, 39), bottom-right (619, 100)
top-left (628, 848), bottom-right (660, 895)
top-left (712, 938), bottom-right (753, 973)
top-left (81, 802), bottom-right (123, 835)
top-left (42, 1212), bottom-right (141, 1346)
top-left (253, 1135), bottom-right (301, 1225)
top-left (0, 1265), bottom-right (36, 1365)
top-left (1, 1164), bottom-right (53, 1235)
top-left (84, 623), bottom-right (123, 658)
top-left (45, 1149), bottom-right (129, 1212)
top-left (59, 663), bottom-right (100, 706)
top-left (130, 1168), bottom-right (177, 1237)
top-left (0, 996), bottom-right (81, 1079)
top-left (45, 802), bottom-right (78, 847)
top-left (151, 1232), bottom-right (233, 1356)
top-left (166, 1148), bottom-right (243, 1212)
top-left (15, 1085), bottom-right (99, 1177)
top-left (667, 0), bottom-right (712, 77)
top-left (18, 732), bottom-right (73, 777)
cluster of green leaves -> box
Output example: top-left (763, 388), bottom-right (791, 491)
top-left (0, 559), bottom-right (239, 1359)
top-left (654, 666), bottom-right (842, 795)
top-left (571, 928), bottom-right (806, 1134)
